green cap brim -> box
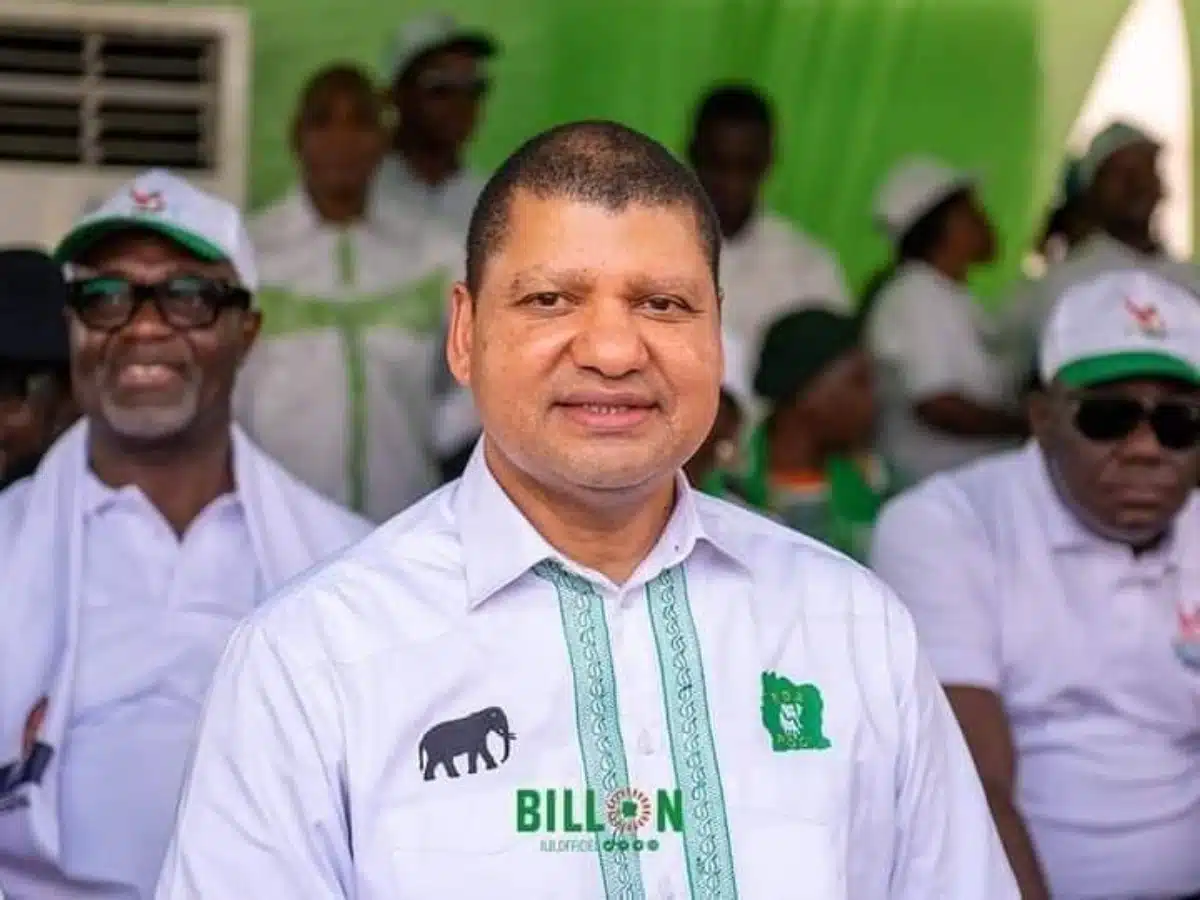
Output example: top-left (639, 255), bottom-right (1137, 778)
top-left (1056, 351), bottom-right (1200, 388)
top-left (54, 217), bottom-right (227, 266)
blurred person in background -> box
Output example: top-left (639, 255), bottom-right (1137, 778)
top-left (687, 83), bottom-right (851, 359)
top-left (0, 171), bottom-right (369, 899)
top-left (738, 308), bottom-right (898, 560)
top-left (374, 10), bottom-right (497, 234)
top-left (863, 156), bottom-right (1026, 484)
top-left (683, 328), bottom-right (754, 495)
top-left (1001, 122), bottom-right (1200, 370)
top-left (871, 269), bottom-right (1200, 900)
top-left (239, 64), bottom-right (461, 522)
top-left (373, 12), bottom-right (499, 485)
top-left (0, 249), bottom-right (78, 489)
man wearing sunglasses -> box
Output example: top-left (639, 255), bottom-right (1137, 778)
top-left (0, 170), bottom-right (370, 898)
top-left (870, 269), bottom-right (1200, 900)
top-left (0, 248), bottom-right (78, 490)
top-left (374, 11), bottom-right (497, 236)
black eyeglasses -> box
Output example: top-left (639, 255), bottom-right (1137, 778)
top-left (415, 71), bottom-right (490, 98)
top-left (67, 276), bottom-right (252, 332)
top-left (1072, 392), bottom-right (1200, 451)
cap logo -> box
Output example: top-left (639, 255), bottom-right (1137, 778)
top-left (1124, 297), bottom-right (1166, 337)
top-left (130, 188), bottom-right (165, 214)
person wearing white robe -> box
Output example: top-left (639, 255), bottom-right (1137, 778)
top-left (237, 64), bottom-right (461, 522)
top-left (0, 169), bottom-right (370, 899)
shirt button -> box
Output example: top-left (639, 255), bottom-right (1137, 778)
top-left (638, 730), bottom-right (656, 755)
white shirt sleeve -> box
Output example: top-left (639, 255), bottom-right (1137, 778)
top-left (868, 273), bottom-right (1001, 402)
top-left (883, 592), bottom-right (1019, 898)
top-left (868, 482), bottom-right (1002, 690)
top-left (805, 245), bottom-right (853, 312)
top-left (155, 621), bottom-right (352, 899)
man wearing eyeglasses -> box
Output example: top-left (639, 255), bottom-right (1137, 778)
top-left (870, 269), bottom-right (1200, 900)
top-left (0, 248), bottom-right (78, 490)
top-left (374, 11), bottom-right (497, 235)
top-left (0, 170), bottom-right (370, 898)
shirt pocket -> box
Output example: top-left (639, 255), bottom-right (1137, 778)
top-left (384, 784), bottom-right (553, 899)
top-left (725, 757), bottom-right (850, 899)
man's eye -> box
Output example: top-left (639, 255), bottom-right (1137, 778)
top-left (643, 296), bottom-right (687, 312)
top-left (526, 292), bottom-right (564, 307)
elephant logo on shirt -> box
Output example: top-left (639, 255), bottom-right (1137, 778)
top-left (418, 706), bottom-right (517, 781)
top-left (761, 672), bottom-right (831, 752)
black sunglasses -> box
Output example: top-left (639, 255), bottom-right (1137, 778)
top-left (1072, 392), bottom-right (1200, 451)
top-left (415, 71), bottom-right (490, 98)
top-left (67, 276), bottom-right (252, 332)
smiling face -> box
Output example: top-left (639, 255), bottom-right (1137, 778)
top-left (448, 190), bottom-right (722, 503)
top-left (68, 231), bottom-right (260, 447)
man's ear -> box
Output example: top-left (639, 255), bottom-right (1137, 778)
top-left (446, 281), bottom-right (475, 388)
top-left (1026, 382), bottom-right (1053, 444)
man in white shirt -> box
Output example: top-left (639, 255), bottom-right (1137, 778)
top-left (686, 84), bottom-right (851, 356)
top-left (239, 64), bottom-right (461, 521)
top-left (0, 170), bottom-right (370, 898)
top-left (372, 10), bottom-right (497, 235)
top-left (871, 269), bottom-right (1200, 900)
top-left (1000, 122), bottom-right (1200, 371)
top-left (158, 120), bottom-right (1016, 899)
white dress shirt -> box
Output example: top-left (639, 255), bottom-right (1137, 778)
top-left (62, 474), bottom-right (260, 898)
top-left (157, 446), bottom-right (1017, 899)
top-left (867, 261), bottom-right (1023, 482)
top-left (870, 445), bottom-right (1200, 900)
top-left (719, 211), bottom-right (851, 357)
top-left (238, 190), bottom-right (461, 521)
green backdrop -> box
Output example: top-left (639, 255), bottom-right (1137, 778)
top-left (156, 0), bottom-right (1188, 297)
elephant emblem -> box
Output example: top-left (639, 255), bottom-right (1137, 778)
top-left (418, 706), bottom-right (517, 781)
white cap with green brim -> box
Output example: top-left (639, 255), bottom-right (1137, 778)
top-left (1039, 269), bottom-right (1200, 389)
top-left (53, 168), bottom-right (258, 292)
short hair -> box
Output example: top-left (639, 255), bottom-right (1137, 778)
top-left (295, 63), bottom-right (378, 116)
top-left (690, 83), bottom-right (773, 138)
top-left (465, 120), bottom-right (721, 294)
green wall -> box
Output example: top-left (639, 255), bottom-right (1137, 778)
top-left (156, 0), bottom-right (1150, 296)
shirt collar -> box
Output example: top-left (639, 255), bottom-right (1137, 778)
top-left (81, 433), bottom-right (244, 522)
top-left (453, 440), bottom-right (746, 608)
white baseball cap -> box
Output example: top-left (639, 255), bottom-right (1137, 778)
top-left (54, 169), bottom-right (258, 291)
top-left (874, 156), bottom-right (976, 243)
top-left (1039, 269), bottom-right (1200, 388)
top-left (383, 11), bottom-right (496, 83)
top-left (1077, 121), bottom-right (1160, 190)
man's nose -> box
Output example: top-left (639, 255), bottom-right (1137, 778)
top-left (121, 297), bottom-right (176, 339)
top-left (1118, 418), bottom-right (1170, 461)
top-left (571, 298), bottom-right (648, 379)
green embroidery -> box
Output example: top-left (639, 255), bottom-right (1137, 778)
top-left (254, 267), bottom-right (451, 338)
top-left (253, 264), bottom-right (452, 514)
top-left (647, 567), bottom-right (738, 900)
top-left (760, 672), bottom-right (831, 752)
top-left (536, 561), bottom-right (647, 900)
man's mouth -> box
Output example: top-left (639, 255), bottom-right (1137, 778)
top-left (111, 362), bottom-right (186, 391)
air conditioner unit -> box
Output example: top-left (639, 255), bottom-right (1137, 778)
top-left (0, 1), bottom-right (251, 251)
